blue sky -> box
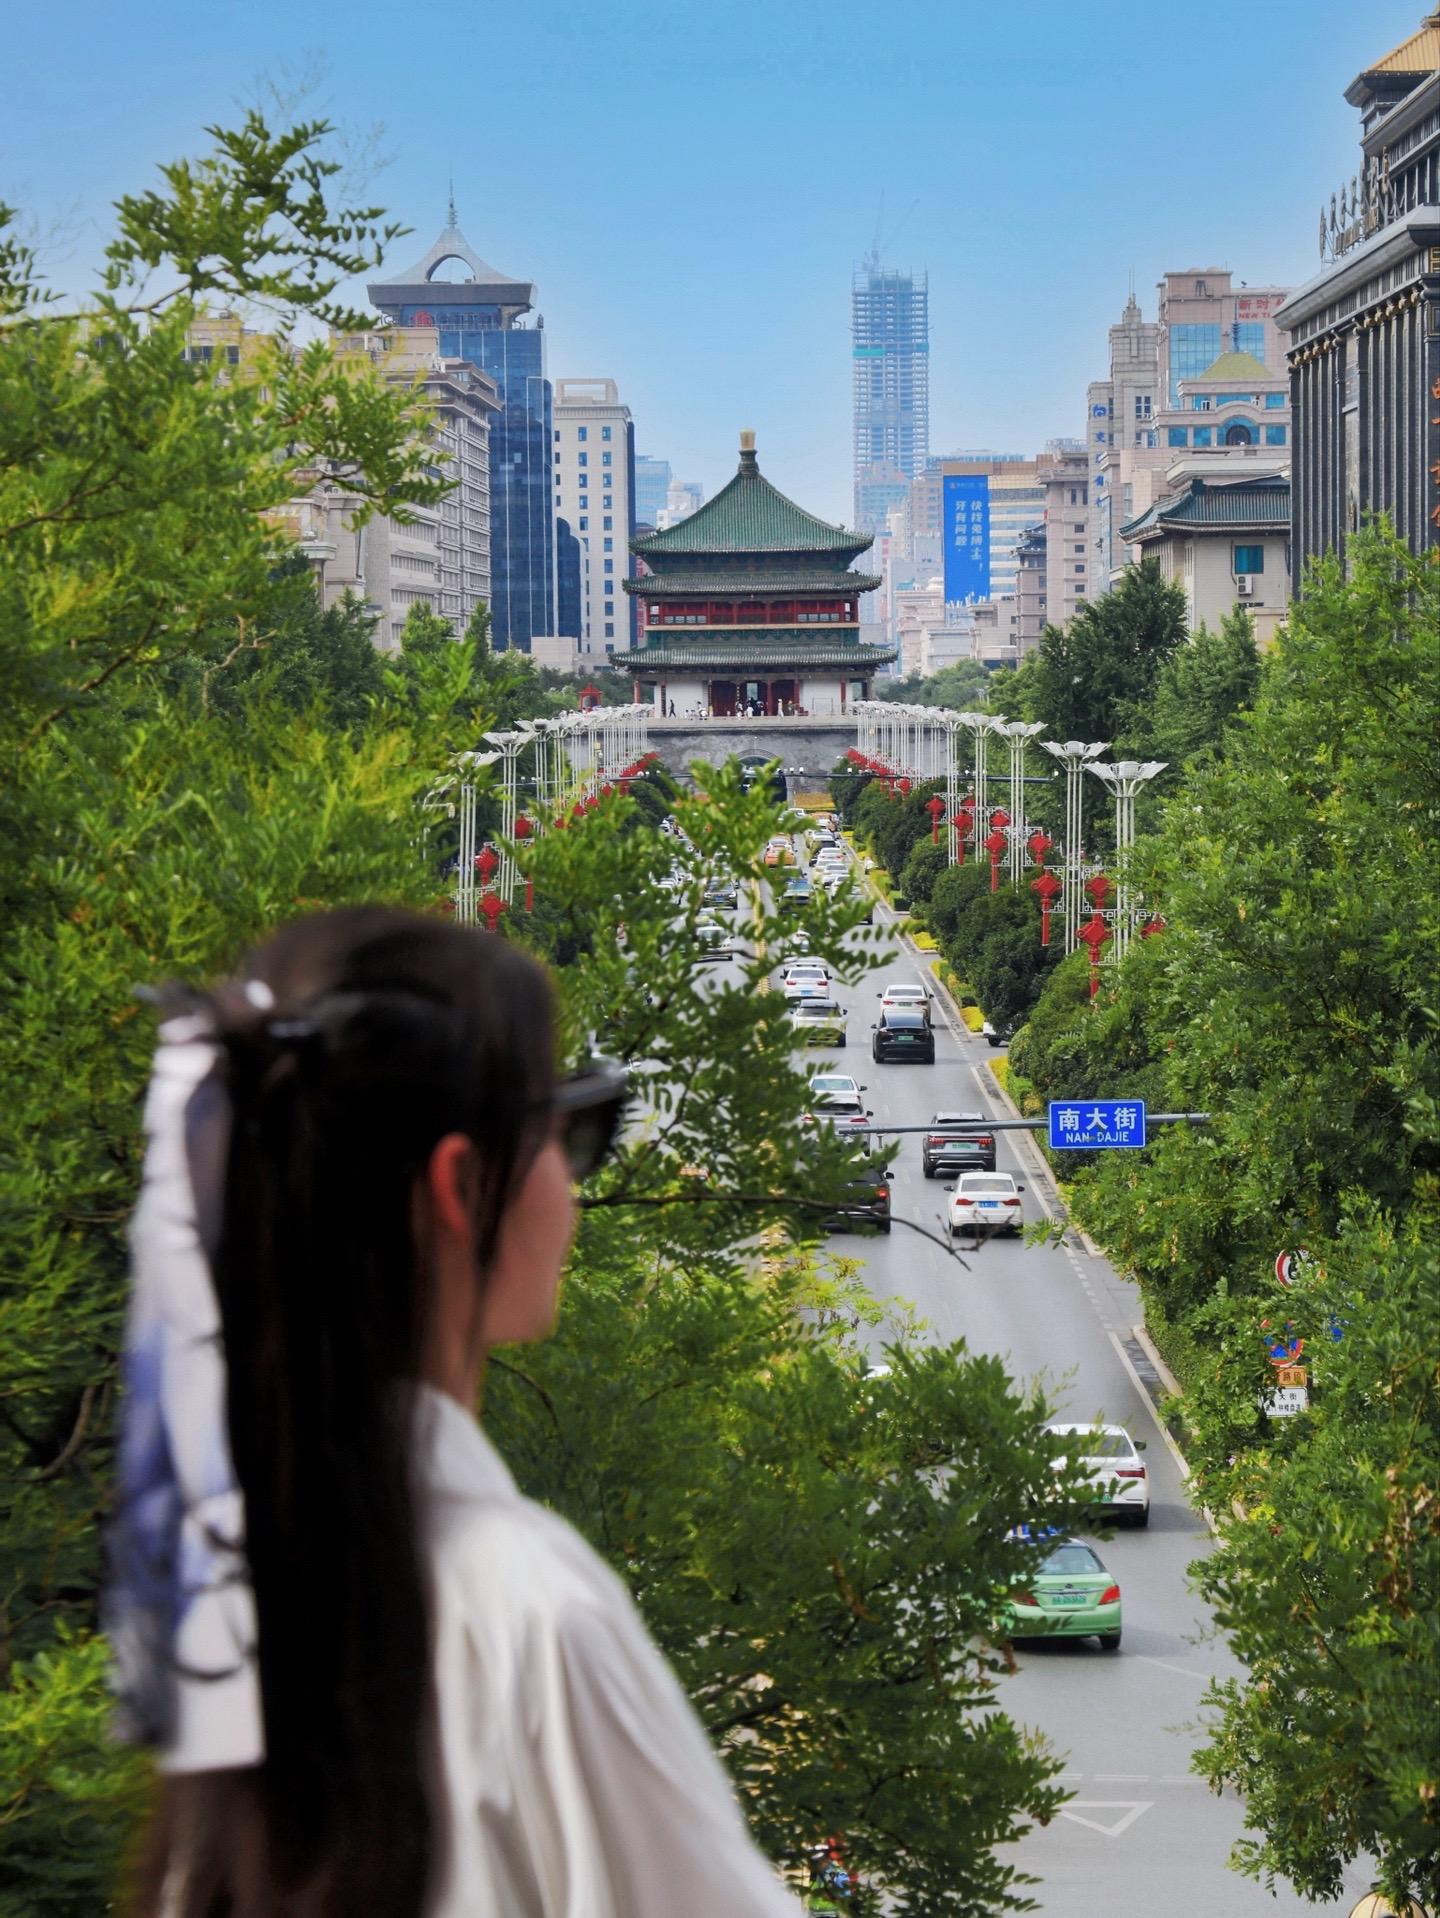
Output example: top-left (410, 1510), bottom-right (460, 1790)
top-left (8, 0), bottom-right (1419, 523)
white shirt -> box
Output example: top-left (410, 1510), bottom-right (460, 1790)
top-left (416, 1386), bottom-right (802, 1916)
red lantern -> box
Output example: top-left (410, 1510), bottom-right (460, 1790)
top-left (1084, 872), bottom-right (1113, 911)
top-left (926, 794), bottom-right (946, 844)
top-left (1027, 829), bottom-right (1053, 867)
top-left (898, 777), bottom-right (912, 797)
top-left (1077, 909), bottom-right (1110, 998)
top-left (478, 892), bottom-right (508, 933)
top-left (475, 844), bottom-right (500, 885)
top-left (989, 807), bottom-right (1011, 830)
top-left (601, 783), bottom-right (614, 799)
top-left (1031, 867), bottom-right (1062, 945)
top-left (952, 801), bottom-right (976, 866)
top-left (1140, 914), bottom-right (1166, 939)
top-left (983, 824), bottom-right (1008, 893)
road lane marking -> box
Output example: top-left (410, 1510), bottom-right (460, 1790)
top-left (1056, 1801), bottom-right (1153, 1838)
top-left (1095, 1773), bottom-right (1148, 1782)
top-left (1133, 1656), bottom-right (1212, 1683)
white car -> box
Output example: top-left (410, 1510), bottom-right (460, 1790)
top-left (694, 918), bottom-right (735, 960)
top-left (810, 1072), bottom-right (864, 1103)
top-left (789, 1000), bottom-right (847, 1047)
top-left (878, 980), bottom-right (932, 1025)
top-left (783, 962), bottom-right (832, 1002)
top-left (944, 1170), bottom-right (1026, 1235)
top-left (1045, 1422), bottom-right (1151, 1528)
top-left (813, 846), bottom-right (845, 867)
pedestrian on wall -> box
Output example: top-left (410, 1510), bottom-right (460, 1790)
top-left (108, 908), bottom-right (801, 1918)
top-left (668, 699), bottom-right (676, 717)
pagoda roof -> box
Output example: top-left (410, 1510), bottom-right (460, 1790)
top-left (633, 434), bottom-right (872, 562)
top-left (626, 570), bottom-right (881, 598)
top-left (1121, 472), bottom-right (1290, 543)
top-left (1191, 349), bottom-right (1275, 384)
top-left (612, 634), bottom-right (898, 670)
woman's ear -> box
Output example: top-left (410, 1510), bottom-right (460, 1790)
top-left (426, 1133), bottom-right (481, 1251)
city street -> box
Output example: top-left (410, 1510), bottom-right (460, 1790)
top-left (777, 843), bottom-right (1369, 1916)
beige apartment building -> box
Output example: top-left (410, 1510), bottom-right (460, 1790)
top-left (1037, 440), bottom-right (1090, 630)
top-left (552, 377), bottom-right (634, 657)
top-left (184, 312), bottom-right (497, 651)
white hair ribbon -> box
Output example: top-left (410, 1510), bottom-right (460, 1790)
top-left (106, 1011), bottom-right (264, 1772)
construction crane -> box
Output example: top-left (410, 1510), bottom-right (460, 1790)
top-left (864, 194), bottom-right (920, 275)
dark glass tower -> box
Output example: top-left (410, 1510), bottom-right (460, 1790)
top-left (370, 214), bottom-right (556, 651)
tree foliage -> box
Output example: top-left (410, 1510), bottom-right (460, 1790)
top-left (1022, 560), bottom-right (1188, 750)
top-left (1012, 526), bottom-right (1440, 1900)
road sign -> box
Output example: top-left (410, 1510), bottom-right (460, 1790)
top-left (1276, 1364), bottom-right (1309, 1388)
top-left (1275, 1248), bottom-right (1312, 1286)
top-left (1264, 1385), bottom-right (1309, 1418)
top-left (1048, 1100), bottom-right (1147, 1150)
top-left (1266, 1328), bottom-right (1305, 1368)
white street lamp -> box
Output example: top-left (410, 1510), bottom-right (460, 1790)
top-left (1041, 738), bottom-right (1110, 952)
top-left (1086, 758), bottom-right (1167, 959)
top-left (991, 719), bottom-right (1047, 883)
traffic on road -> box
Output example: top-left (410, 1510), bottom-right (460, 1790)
top-left (691, 810), bottom-right (1355, 1916)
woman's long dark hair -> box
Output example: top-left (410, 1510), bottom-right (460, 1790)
top-left (135, 907), bottom-right (556, 1918)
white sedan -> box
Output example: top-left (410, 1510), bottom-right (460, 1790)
top-left (783, 963), bottom-right (832, 1003)
top-left (944, 1170), bottom-right (1026, 1235)
top-left (878, 980), bottom-right (932, 1024)
top-left (1044, 1422), bottom-right (1151, 1528)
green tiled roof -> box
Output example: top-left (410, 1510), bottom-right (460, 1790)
top-left (627, 569), bottom-right (881, 597)
top-left (633, 444), bottom-right (871, 560)
top-left (613, 634), bottom-right (898, 670)
top-left (1122, 475), bottom-right (1290, 542)
top-left (1193, 349), bottom-right (1274, 384)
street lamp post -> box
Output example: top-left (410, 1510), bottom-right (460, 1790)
top-left (937, 712), bottom-right (965, 864)
top-left (992, 719), bottom-right (1046, 883)
top-left (956, 712), bottom-right (999, 829)
top-left (454, 746), bottom-right (502, 925)
top-left (1040, 738), bottom-right (1110, 953)
top-left (1086, 758), bottom-right (1167, 960)
top-left (483, 730), bottom-right (531, 904)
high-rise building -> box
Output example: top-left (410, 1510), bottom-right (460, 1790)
top-left (1277, 15), bottom-right (1440, 574)
top-left (553, 378), bottom-right (637, 654)
top-left (633, 455), bottom-right (672, 530)
top-left (1014, 521), bottom-right (1049, 651)
top-left (1157, 270), bottom-right (1290, 408)
top-left (659, 478), bottom-right (705, 527)
top-left (369, 208), bottom-right (555, 652)
top-left (1037, 440), bottom-right (1090, 630)
top-left (1085, 293), bottom-right (1160, 594)
top-left (923, 455), bottom-right (1045, 605)
top-left (852, 264), bottom-right (930, 532)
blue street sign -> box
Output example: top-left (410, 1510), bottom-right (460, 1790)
top-left (1048, 1099), bottom-right (1148, 1150)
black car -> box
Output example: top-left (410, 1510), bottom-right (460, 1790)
top-left (921, 1111), bottom-right (997, 1178)
top-left (871, 1007), bottom-right (935, 1064)
top-left (702, 879), bottom-right (739, 909)
top-left (824, 1162), bottom-right (893, 1234)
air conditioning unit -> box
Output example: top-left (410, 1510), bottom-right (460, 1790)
top-left (1236, 575), bottom-right (1254, 596)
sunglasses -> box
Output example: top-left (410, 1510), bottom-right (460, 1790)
top-left (547, 1060), bottom-right (631, 1181)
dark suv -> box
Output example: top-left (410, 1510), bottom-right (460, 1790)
top-left (871, 1007), bottom-right (935, 1064)
top-left (824, 1162), bottom-right (892, 1234)
top-left (921, 1111), bottom-right (996, 1178)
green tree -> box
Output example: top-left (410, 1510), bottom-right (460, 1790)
top-left (1147, 605), bottom-right (1262, 771)
top-left (874, 660), bottom-right (993, 710)
top-left (1025, 560), bottom-right (1188, 749)
top-left (1043, 526), bottom-right (1440, 1902)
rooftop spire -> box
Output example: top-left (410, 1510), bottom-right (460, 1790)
top-left (447, 178), bottom-right (457, 229)
top-left (739, 428), bottom-right (758, 474)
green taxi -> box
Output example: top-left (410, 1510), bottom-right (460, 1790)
top-left (1008, 1537), bottom-right (1122, 1650)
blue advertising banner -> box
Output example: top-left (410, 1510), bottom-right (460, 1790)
top-left (943, 475), bottom-right (990, 603)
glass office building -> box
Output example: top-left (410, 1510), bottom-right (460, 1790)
top-left (852, 263), bottom-right (930, 533)
top-left (370, 219), bottom-right (556, 651)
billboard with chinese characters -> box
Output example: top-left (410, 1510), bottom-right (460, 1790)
top-left (943, 475), bottom-right (990, 604)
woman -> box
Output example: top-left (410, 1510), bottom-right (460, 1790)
top-left (108, 907), bottom-right (798, 1917)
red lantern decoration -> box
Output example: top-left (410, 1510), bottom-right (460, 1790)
top-left (475, 844), bottom-right (500, 885)
top-left (983, 824), bottom-right (1008, 893)
top-left (1084, 872), bottom-right (1113, 911)
top-left (478, 892), bottom-right (508, 933)
top-left (601, 783), bottom-right (614, 799)
top-left (926, 794), bottom-right (946, 844)
top-left (1077, 909), bottom-right (1110, 998)
top-left (898, 777), bottom-right (912, 797)
top-left (1140, 914), bottom-right (1167, 939)
top-left (1027, 829), bottom-right (1053, 867)
top-left (952, 800), bottom-right (976, 866)
top-left (989, 807), bottom-right (1011, 830)
top-left (1031, 867), bottom-right (1062, 945)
